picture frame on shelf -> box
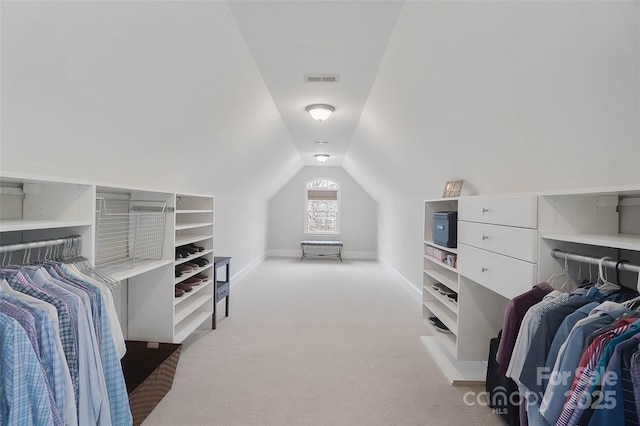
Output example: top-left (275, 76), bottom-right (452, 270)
top-left (443, 180), bottom-right (464, 198)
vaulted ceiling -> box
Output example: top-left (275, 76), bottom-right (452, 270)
top-left (228, 1), bottom-right (404, 167)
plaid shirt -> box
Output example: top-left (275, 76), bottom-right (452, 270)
top-left (0, 312), bottom-right (54, 425)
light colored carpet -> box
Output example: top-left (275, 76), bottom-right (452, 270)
top-left (142, 258), bottom-right (502, 426)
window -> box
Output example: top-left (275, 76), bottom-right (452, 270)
top-left (305, 178), bottom-right (340, 234)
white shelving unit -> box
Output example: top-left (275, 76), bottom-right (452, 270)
top-left (421, 197), bottom-right (491, 384)
top-left (0, 173), bottom-right (216, 345)
top-left (172, 194), bottom-right (215, 342)
top-left (538, 187), bottom-right (640, 284)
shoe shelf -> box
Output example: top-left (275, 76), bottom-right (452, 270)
top-left (175, 222), bottom-right (213, 231)
top-left (175, 249), bottom-right (214, 266)
top-left (174, 293), bottom-right (214, 324)
top-left (173, 310), bottom-right (212, 343)
top-left (174, 263), bottom-right (213, 286)
top-left (422, 300), bottom-right (457, 335)
top-left (172, 193), bottom-right (214, 343)
top-left (174, 278), bottom-right (213, 306)
top-left (175, 234), bottom-right (212, 247)
top-left (423, 284), bottom-right (458, 315)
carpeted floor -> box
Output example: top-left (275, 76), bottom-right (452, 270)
top-left (142, 257), bottom-right (502, 425)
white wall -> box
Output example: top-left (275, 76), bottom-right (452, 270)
top-left (0, 1), bottom-right (303, 275)
top-left (345, 1), bottom-right (640, 290)
top-left (267, 166), bottom-right (377, 259)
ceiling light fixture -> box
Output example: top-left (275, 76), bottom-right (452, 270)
top-left (314, 154), bottom-right (330, 163)
top-left (306, 104), bottom-right (335, 121)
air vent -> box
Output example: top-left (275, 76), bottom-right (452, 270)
top-left (305, 74), bottom-right (339, 83)
top-left (314, 141), bottom-right (329, 144)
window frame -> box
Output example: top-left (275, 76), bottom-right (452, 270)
top-left (304, 178), bottom-right (341, 235)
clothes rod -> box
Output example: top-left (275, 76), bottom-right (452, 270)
top-left (0, 235), bottom-right (81, 254)
top-left (550, 248), bottom-right (640, 275)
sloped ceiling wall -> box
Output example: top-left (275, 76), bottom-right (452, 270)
top-left (345, 1), bottom-right (640, 202)
top-left (1, 1), bottom-right (302, 199)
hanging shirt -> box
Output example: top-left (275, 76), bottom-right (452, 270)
top-left (557, 318), bottom-right (638, 426)
top-left (0, 290), bottom-right (63, 426)
top-left (66, 264), bottom-right (126, 359)
top-left (496, 282), bottom-right (553, 376)
top-left (0, 269), bottom-right (79, 415)
top-left (47, 264), bottom-right (132, 425)
top-left (22, 266), bottom-right (113, 426)
top-left (540, 301), bottom-right (632, 425)
top-left (0, 312), bottom-right (54, 426)
top-left (588, 332), bottom-right (640, 426)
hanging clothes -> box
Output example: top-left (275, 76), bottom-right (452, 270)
top-left (0, 259), bottom-right (132, 426)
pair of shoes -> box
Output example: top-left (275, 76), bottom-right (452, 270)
top-left (187, 243), bottom-right (205, 252)
top-left (428, 316), bottom-right (452, 334)
top-left (175, 263), bottom-right (199, 274)
top-left (183, 276), bottom-right (204, 286)
top-left (176, 283), bottom-right (193, 292)
top-left (175, 288), bottom-right (185, 297)
top-left (447, 293), bottom-right (458, 304)
top-left (190, 258), bottom-right (209, 267)
top-left (193, 273), bottom-right (209, 282)
top-left (432, 283), bottom-right (455, 297)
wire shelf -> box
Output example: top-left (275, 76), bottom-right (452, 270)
top-left (95, 197), bottom-right (167, 271)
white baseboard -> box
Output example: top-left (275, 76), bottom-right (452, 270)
top-left (378, 256), bottom-right (421, 303)
top-left (267, 249), bottom-right (376, 260)
top-left (231, 254), bottom-right (266, 285)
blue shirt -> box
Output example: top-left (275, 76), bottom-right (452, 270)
top-left (0, 312), bottom-right (54, 425)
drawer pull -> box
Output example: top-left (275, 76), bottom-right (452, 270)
top-left (481, 267), bottom-right (488, 272)
top-left (482, 235), bottom-right (489, 240)
top-left (482, 208), bottom-right (489, 213)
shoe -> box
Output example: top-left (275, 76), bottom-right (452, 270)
top-left (428, 316), bottom-right (452, 334)
top-left (175, 288), bottom-right (185, 297)
top-left (175, 264), bottom-right (196, 274)
top-left (194, 273), bottom-right (209, 282)
top-left (175, 283), bottom-right (193, 292)
top-left (184, 276), bottom-right (203, 286)
top-left (187, 243), bottom-right (205, 252)
top-left (175, 270), bottom-right (183, 278)
top-left (190, 258), bottom-right (209, 267)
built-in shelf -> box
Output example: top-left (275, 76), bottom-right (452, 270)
top-left (99, 259), bottom-right (174, 282)
top-left (423, 301), bottom-right (458, 335)
top-left (541, 233), bottom-right (640, 251)
top-left (424, 269), bottom-right (458, 291)
top-left (174, 264), bottom-right (213, 285)
top-left (423, 286), bottom-right (459, 315)
top-left (0, 219), bottom-right (93, 232)
top-left (174, 310), bottom-right (212, 343)
top-left (175, 234), bottom-right (212, 247)
top-left (420, 336), bottom-right (487, 385)
top-left (424, 255), bottom-right (457, 272)
top-left (174, 222), bottom-right (214, 231)
top-left (175, 209), bottom-right (214, 214)
top-left (425, 240), bottom-right (458, 254)
top-left (174, 294), bottom-right (213, 324)
top-left (175, 249), bottom-right (214, 266)
top-left (174, 279), bottom-right (213, 306)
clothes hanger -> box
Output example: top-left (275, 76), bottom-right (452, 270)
top-left (596, 256), bottom-right (620, 291)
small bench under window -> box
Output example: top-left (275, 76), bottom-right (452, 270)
top-left (300, 240), bottom-right (343, 262)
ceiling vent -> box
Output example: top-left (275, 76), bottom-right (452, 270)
top-left (314, 141), bottom-right (329, 144)
top-left (305, 74), bottom-right (339, 83)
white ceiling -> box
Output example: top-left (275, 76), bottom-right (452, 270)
top-left (228, 1), bottom-right (405, 167)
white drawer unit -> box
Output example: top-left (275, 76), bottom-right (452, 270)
top-left (458, 244), bottom-right (537, 300)
top-left (458, 194), bottom-right (537, 229)
top-left (458, 221), bottom-right (538, 263)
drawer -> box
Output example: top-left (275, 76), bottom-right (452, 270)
top-left (458, 221), bottom-right (538, 263)
top-left (216, 283), bottom-right (229, 299)
top-left (458, 244), bottom-right (537, 299)
top-left (459, 195), bottom-right (537, 228)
